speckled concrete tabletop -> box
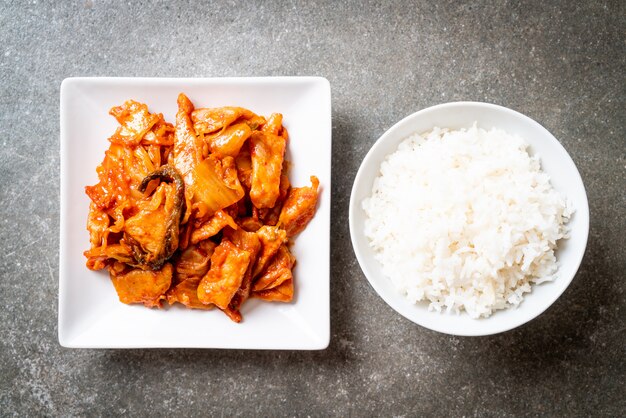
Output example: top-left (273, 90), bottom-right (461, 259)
top-left (1, 1), bottom-right (624, 416)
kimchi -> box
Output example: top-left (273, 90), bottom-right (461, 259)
top-left (84, 94), bottom-right (319, 322)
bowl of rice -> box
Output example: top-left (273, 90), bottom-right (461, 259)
top-left (349, 102), bottom-right (589, 336)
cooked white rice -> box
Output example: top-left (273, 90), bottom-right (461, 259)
top-left (362, 124), bottom-right (572, 318)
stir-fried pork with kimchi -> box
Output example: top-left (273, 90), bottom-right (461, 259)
top-left (84, 94), bottom-right (319, 322)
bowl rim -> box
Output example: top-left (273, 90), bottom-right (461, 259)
top-left (349, 101), bottom-right (590, 336)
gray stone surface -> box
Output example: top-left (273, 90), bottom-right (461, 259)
top-left (1, 0), bottom-right (624, 416)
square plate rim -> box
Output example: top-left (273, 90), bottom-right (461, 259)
top-left (59, 76), bottom-right (332, 349)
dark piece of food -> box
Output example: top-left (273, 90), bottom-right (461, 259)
top-left (125, 165), bottom-right (185, 270)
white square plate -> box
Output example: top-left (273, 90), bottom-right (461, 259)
top-left (59, 77), bottom-right (331, 349)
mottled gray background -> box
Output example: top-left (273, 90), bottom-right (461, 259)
top-left (1, 0), bottom-right (624, 416)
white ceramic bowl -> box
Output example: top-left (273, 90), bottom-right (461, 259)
top-left (349, 102), bottom-right (589, 336)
